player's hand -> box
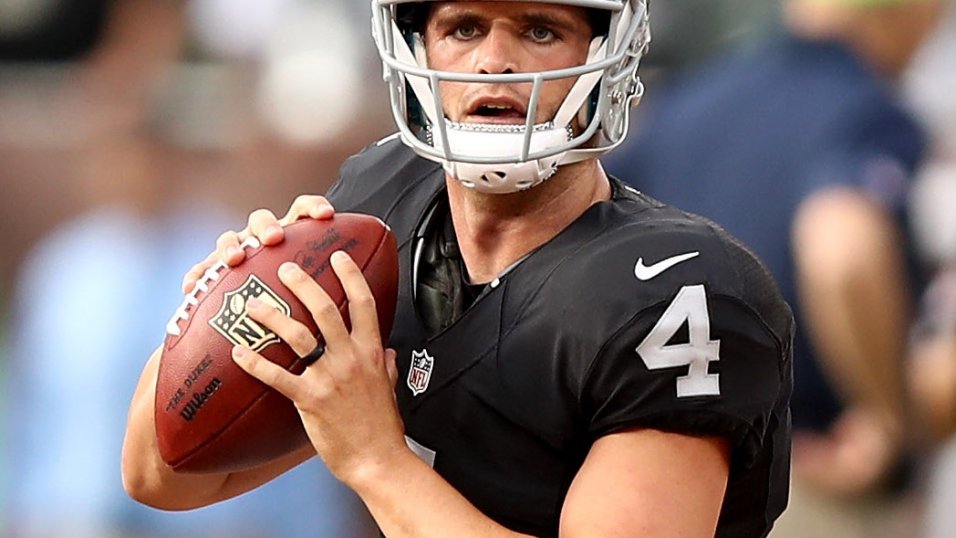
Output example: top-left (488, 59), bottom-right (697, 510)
top-left (792, 407), bottom-right (901, 496)
top-left (230, 250), bottom-right (408, 483)
top-left (181, 195), bottom-right (335, 293)
top-left (909, 333), bottom-right (956, 443)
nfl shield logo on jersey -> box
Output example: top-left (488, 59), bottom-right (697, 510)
top-left (407, 349), bottom-right (434, 396)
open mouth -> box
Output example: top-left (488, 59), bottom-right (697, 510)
top-left (465, 98), bottom-right (528, 124)
top-left (474, 104), bottom-right (524, 118)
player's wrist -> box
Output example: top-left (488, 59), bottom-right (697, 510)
top-left (343, 442), bottom-right (425, 493)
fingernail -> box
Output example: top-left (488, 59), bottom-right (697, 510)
top-left (232, 346), bottom-right (247, 361)
top-left (247, 297), bottom-right (262, 309)
top-left (331, 250), bottom-right (348, 263)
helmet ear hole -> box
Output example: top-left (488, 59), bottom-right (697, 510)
top-left (576, 85), bottom-right (602, 130)
top-left (396, 4), bottom-right (429, 36)
top-left (587, 8), bottom-right (612, 38)
top-left (406, 81), bottom-right (427, 131)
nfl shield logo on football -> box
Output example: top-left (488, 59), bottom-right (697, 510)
top-left (407, 349), bottom-right (434, 396)
top-left (209, 275), bottom-right (291, 352)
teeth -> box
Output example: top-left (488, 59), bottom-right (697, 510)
top-left (476, 103), bottom-right (515, 113)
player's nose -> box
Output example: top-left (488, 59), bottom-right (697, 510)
top-left (474, 25), bottom-right (519, 75)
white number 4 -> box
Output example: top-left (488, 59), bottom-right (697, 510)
top-left (636, 285), bottom-right (721, 398)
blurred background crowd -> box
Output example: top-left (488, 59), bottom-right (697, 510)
top-left (0, 0), bottom-right (954, 537)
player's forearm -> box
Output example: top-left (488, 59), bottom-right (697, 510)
top-left (348, 449), bottom-right (536, 538)
top-left (794, 188), bottom-right (909, 427)
top-left (909, 334), bottom-right (956, 441)
top-left (804, 248), bottom-right (908, 417)
top-left (121, 346), bottom-right (229, 509)
top-left (122, 347), bottom-right (311, 510)
top-left (837, 246), bottom-right (909, 424)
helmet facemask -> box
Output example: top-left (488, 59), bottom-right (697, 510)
top-left (372, 0), bottom-right (650, 194)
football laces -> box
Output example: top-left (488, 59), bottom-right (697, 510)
top-left (165, 236), bottom-right (262, 337)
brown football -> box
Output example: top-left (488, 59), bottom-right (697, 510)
top-left (155, 213), bottom-right (398, 473)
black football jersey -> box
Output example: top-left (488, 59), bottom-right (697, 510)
top-left (326, 137), bottom-right (794, 538)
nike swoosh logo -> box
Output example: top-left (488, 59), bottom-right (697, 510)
top-left (634, 251), bottom-right (700, 281)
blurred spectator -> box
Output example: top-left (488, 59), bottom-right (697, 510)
top-left (604, 0), bottom-right (945, 536)
top-left (905, 0), bottom-right (956, 161)
top-left (903, 4), bottom-right (956, 524)
top-left (910, 260), bottom-right (956, 444)
top-left (883, 4), bottom-right (956, 535)
top-left (912, 260), bottom-right (956, 538)
top-left (3, 127), bottom-right (378, 538)
top-left (643, 0), bottom-right (781, 74)
top-left (906, 147), bottom-right (956, 538)
top-left (1, 0), bottom-right (387, 536)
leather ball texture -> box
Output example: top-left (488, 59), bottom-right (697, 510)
top-left (156, 213), bottom-right (398, 473)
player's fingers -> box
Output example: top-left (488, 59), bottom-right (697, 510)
top-left (247, 208), bottom-right (284, 246)
top-left (232, 345), bottom-right (302, 401)
top-left (244, 297), bottom-right (319, 358)
top-left (278, 262), bottom-right (351, 349)
top-left (330, 250), bottom-right (382, 347)
top-left (215, 230), bottom-right (247, 267)
top-left (182, 251), bottom-right (220, 293)
top-left (279, 195), bottom-right (335, 225)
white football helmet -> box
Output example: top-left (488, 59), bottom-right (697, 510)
top-left (371, 0), bottom-right (651, 194)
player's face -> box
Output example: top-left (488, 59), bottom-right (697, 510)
top-left (423, 1), bottom-right (592, 126)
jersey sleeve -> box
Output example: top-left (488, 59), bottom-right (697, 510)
top-left (324, 142), bottom-right (385, 213)
top-left (576, 221), bottom-right (793, 469)
top-left (325, 135), bottom-right (441, 218)
top-left (583, 295), bottom-right (789, 466)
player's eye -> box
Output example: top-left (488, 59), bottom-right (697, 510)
top-left (527, 26), bottom-right (556, 43)
top-left (452, 24), bottom-right (480, 40)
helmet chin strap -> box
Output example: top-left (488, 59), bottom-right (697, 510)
top-left (391, 20), bottom-right (608, 194)
top-left (438, 122), bottom-right (574, 193)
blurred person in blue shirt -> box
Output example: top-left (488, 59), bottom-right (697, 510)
top-left (2, 128), bottom-right (379, 538)
top-left (1, 0), bottom-right (380, 535)
top-left (605, 0), bottom-right (944, 536)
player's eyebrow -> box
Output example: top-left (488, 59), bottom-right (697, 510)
top-left (429, 7), bottom-right (583, 35)
top-left (431, 10), bottom-right (485, 32)
top-left (514, 11), bottom-right (581, 34)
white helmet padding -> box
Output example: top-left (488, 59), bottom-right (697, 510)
top-left (371, 0), bottom-right (651, 194)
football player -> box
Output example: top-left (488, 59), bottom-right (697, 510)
top-left (122, 1), bottom-right (794, 536)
